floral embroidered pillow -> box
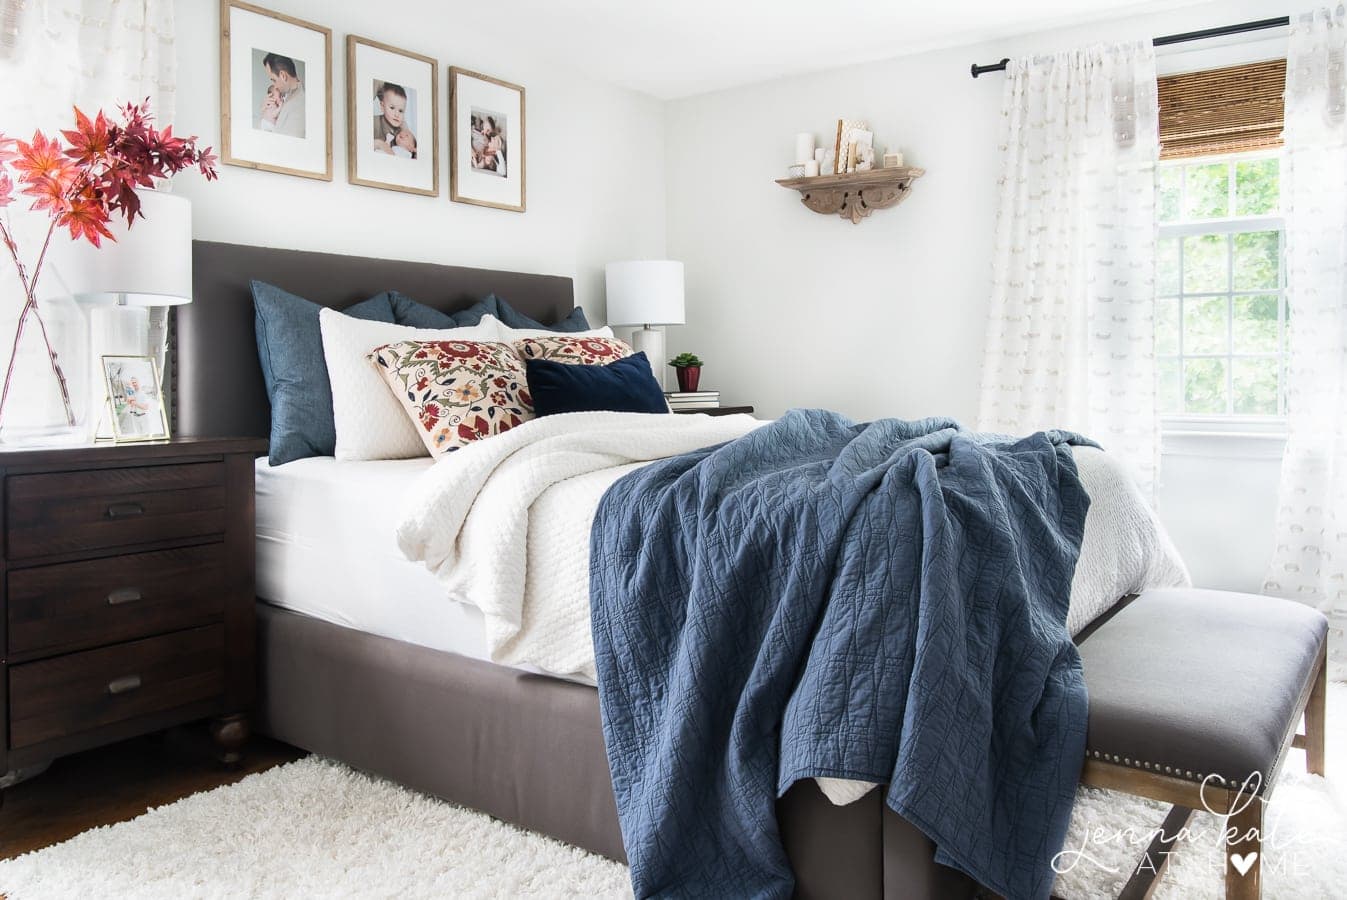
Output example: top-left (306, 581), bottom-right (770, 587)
top-left (368, 339), bottom-right (534, 456)
top-left (512, 335), bottom-right (633, 366)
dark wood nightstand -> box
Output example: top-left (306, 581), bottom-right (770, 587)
top-left (0, 437), bottom-right (266, 800)
top-left (673, 405), bottom-right (755, 417)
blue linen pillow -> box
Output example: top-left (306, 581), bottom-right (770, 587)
top-left (252, 280), bottom-right (396, 466)
top-left (524, 351), bottom-right (669, 417)
top-left (389, 291), bottom-right (592, 332)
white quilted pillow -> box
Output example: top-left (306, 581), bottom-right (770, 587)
top-left (319, 310), bottom-right (502, 460)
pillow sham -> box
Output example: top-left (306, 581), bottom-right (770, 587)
top-left (513, 335), bottom-right (633, 366)
top-left (389, 291), bottom-right (592, 333)
top-left (525, 351), bottom-right (669, 417)
top-left (252, 281), bottom-right (396, 466)
top-left (369, 338), bottom-right (534, 456)
top-left (319, 310), bottom-right (501, 460)
top-left (490, 294), bottom-right (592, 332)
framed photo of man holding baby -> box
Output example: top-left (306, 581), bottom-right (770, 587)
top-left (346, 36), bottom-right (439, 196)
top-left (449, 67), bottom-right (525, 213)
top-left (219, 0), bottom-right (333, 180)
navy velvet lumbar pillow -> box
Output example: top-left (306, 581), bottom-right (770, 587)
top-left (525, 351), bottom-right (669, 417)
top-left (389, 291), bottom-right (591, 332)
top-left (252, 280), bottom-right (396, 466)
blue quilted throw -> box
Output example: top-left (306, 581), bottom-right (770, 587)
top-left (590, 410), bottom-right (1093, 900)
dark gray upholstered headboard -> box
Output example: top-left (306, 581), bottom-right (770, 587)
top-left (174, 240), bottom-right (575, 439)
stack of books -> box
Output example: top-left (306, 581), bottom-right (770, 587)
top-left (666, 390), bottom-right (720, 410)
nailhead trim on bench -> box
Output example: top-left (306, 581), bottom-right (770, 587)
top-left (1086, 748), bottom-right (1231, 787)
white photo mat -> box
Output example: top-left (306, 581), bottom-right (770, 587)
top-left (450, 67), bottom-right (525, 212)
top-left (221, 1), bottom-right (332, 180)
top-left (347, 37), bottom-right (438, 195)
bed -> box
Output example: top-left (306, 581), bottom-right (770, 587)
top-left (176, 241), bottom-right (981, 899)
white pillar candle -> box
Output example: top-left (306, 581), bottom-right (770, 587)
top-left (794, 132), bottom-right (815, 165)
top-left (804, 159), bottom-right (820, 177)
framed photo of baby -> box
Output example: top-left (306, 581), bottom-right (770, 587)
top-left (219, 1), bottom-right (332, 180)
top-left (346, 36), bottom-right (439, 196)
top-left (450, 67), bottom-right (525, 212)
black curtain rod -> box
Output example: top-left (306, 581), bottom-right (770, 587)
top-left (969, 15), bottom-right (1291, 78)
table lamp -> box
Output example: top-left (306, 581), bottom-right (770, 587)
top-left (605, 260), bottom-right (685, 390)
top-left (47, 190), bottom-right (192, 435)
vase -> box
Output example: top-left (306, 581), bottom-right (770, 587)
top-left (0, 294), bottom-right (94, 446)
top-left (676, 366), bottom-right (701, 393)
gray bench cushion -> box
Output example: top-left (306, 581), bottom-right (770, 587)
top-left (1079, 588), bottom-right (1326, 793)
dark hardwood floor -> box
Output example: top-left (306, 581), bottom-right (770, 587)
top-left (0, 728), bottom-right (304, 860)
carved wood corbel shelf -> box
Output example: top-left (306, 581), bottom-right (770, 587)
top-left (775, 167), bottom-right (925, 224)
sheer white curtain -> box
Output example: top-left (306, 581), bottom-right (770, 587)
top-left (0, 0), bottom-right (175, 130)
top-left (1264, 7), bottom-right (1347, 681)
top-left (977, 42), bottom-right (1160, 494)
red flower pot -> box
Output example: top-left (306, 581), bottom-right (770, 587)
top-left (676, 366), bottom-right (701, 393)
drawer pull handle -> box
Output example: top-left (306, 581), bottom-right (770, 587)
top-left (106, 587), bottom-right (143, 606)
top-left (106, 674), bottom-right (142, 696)
top-left (106, 502), bottom-right (145, 520)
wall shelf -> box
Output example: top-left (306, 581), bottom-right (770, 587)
top-left (775, 167), bottom-right (925, 224)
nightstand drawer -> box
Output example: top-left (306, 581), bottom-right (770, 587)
top-left (8, 625), bottom-right (226, 750)
top-left (6, 462), bottom-right (226, 559)
top-left (7, 544), bottom-right (227, 657)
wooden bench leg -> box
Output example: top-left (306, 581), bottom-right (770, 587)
top-left (1305, 653), bottom-right (1327, 777)
top-left (1225, 794), bottom-right (1262, 900)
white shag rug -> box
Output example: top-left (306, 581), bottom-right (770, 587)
top-left (2, 686), bottom-right (1343, 899)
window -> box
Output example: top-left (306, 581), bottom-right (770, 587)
top-left (1155, 153), bottom-right (1285, 418)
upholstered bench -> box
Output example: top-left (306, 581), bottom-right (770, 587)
top-left (1077, 588), bottom-right (1328, 900)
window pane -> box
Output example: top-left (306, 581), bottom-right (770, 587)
top-left (1183, 295), bottom-right (1228, 354)
top-left (1157, 358), bottom-right (1182, 415)
top-left (1232, 357), bottom-right (1279, 415)
top-left (1157, 167), bottom-right (1182, 223)
top-left (1183, 234), bottom-right (1228, 292)
top-left (1232, 231), bottom-right (1280, 291)
top-left (1234, 158), bottom-right (1279, 216)
top-left (1155, 297), bottom-right (1180, 355)
top-left (1184, 358), bottom-right (1228, 414)
top-left (1183, 162), bottom-right (1230, 219)
top-left (1157, 238), bottom-right (1181, 295)
top-left (1233, 294), bottom-right (1279, 354)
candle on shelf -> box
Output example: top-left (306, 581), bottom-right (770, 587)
top-left (794, 132), bottom-right (815, 165)
top-left (813, 147), bottom-right (825, 166)
top-left (804, 159), bottom-right (820, 177)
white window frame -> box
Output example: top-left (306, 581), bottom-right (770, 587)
top-left (1156, 150), bottom-right (1287, 440)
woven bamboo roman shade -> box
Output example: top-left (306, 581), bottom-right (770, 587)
top-left (1158, 59), bottom-right (1286, 159)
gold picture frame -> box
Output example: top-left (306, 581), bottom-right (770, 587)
top-left (220, 0), bottom-right (333, 181)
top-left (102, 356), bottom-right (171, 443)
top-left (449, 67), bottom-right (526, 213)
top-left (346, 35), bottom-right (439, 196)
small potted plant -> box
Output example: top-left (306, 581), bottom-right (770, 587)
top-left (668, 352), bottom-right (704, 393)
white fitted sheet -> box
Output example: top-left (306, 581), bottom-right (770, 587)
top-left (255, 456), bottom-right (493, 662)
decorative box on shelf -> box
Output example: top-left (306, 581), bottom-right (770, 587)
top-left (776, 166), bottom-right (925, 224)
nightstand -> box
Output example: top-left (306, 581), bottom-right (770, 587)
top-left (0, 437), bottom-right (266, 800)
top-left (673, 405), bottom-right (755, 417)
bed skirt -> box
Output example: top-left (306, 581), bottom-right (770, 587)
top-left (255, 602), bottom-right (976, 899)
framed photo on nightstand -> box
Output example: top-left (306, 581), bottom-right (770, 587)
top-left (102, 355), bottom-right (170, 442)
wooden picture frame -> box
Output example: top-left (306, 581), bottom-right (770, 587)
top-left (346, 36), bottom-right (439, 196)
top-left (102, 356), bottom-right (171, 443)
top-left (219, 0), bottom-right (333, 181)
top-left (449, 67), bottom-right (526, 213)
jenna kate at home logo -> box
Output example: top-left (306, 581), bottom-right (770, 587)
top-left (1052, 772), bottom-right (1320, 880)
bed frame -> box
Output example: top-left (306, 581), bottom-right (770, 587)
top-left (176, 241), bottom-right (977, 899)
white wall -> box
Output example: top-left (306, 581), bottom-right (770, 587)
top-left (171, 0), bottom-right (667, 320)
top-left (663, 0), bottom-right (1294, 592)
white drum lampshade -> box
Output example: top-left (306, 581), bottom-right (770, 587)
top-left (605, 260), bottom-right (686, 390)
top-left (52, 190), bottom-right (193, 307)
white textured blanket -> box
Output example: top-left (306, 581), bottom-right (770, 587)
top-left (398, 413), bottom-right (1188, 684)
